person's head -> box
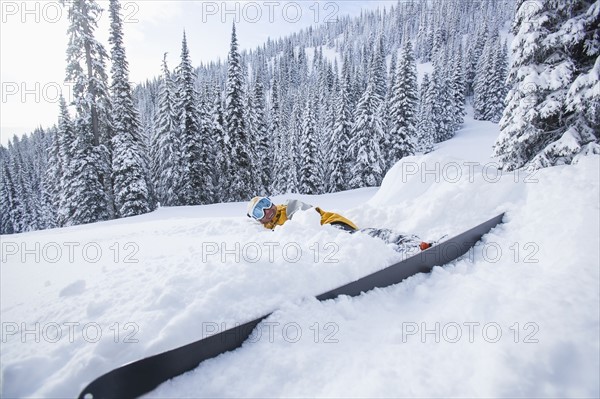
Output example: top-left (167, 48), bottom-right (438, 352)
top-left (247, 196), bottom-right (277, 224)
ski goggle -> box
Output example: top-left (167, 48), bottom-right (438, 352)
top-left (249, 197), bottom-right (273, 220)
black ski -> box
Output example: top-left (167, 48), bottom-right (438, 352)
top-left (317, 213), bottom-right (504, 300)
top-left (78, 213), bottom-right (504, 399)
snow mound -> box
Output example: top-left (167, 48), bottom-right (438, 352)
top-left (2, 113), bottom-right (599, 398)
top-left (151, 155), bottom-right (600, 399)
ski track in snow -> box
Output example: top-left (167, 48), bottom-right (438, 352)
top-left (1, 111), bottom-right (599, 398)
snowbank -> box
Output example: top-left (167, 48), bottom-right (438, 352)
top-left (150, 156), bottom-right (600, 399)
top-left (2, 113), bottom-right (598, 398)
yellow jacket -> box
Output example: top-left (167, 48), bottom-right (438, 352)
top-left (263, 201), bottom-right (358, 231)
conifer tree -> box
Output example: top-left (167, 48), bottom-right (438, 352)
top-left (417, 73), bottom-right (435, 153)
top-left (175, 32), bottom-right (204, 205)
top-left (494, 0), bottom-right (599, 170)
top-left (225, 23), bottom-right (254, 201)
top-left (474, 32), bottom-right (500, 121)
top-left (299, 97), bottom-right (320, 194)
top-left (28, 131), bottom-right (47, 228)
top-left (487, 40), bottom-right (509, 123)
top-left (109, 0), bottom-right (153, 217)
top-left (449, 42), bottom-right (466, 128)
top-left (44, 127), bottom-right (62, 228)
top-left (211, 85), bottom-right (229, 193)
top-left (428, 65), bottom-right (446, 144)
top-left (270, 78), bottom-right (287, 194)
top-left (8, 139), bottom-right (29, 232)
top-left (283, 97), bottom-right (301, 194)
top-left (328, 63), bottom-right (353, 192)
top-left (383, 50), bottom-right (398, 138)
top-left (62, 135), bottom-right (109, 226)
top-left (9, 136), bottom-right (38, 231)
top-left (56, 96), bottom-right (76, 225)
top-left (372, 34), bottom-right (388, 101)
top-left (0, 147), bottom-right (17, 234)
top-left (388, 41), bottom-right (418, 166)
top-left (196, 87), bottom-right (216, 204)
top-left (63, 0), bottom-right (112, 225)
top-left (252, 75), bottom-right (270, 195)
top-left (349, 58), bottom-right (385, 188)
top-left (465, 25), bottom-right (488, 96)
top-left (152, 54), bottom-right (181, 206)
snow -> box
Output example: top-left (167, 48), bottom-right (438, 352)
top-left (416, 61), bottom-right (434, 85)
top-left (2, 110), bottom-right (599, 398)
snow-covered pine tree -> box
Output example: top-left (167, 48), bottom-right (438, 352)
top-left (349, 56), bottom-right (385, 188)
top-left (430, 12), bottom-right (450, 65)
top-left (244, 83), bottom-right (257, 170)
top-left (225, 23), bottom-right (254, 201)
top-left (437, 50), bottom-right (458, 142)
top-left (33, 127), bottom-right (55, 229)
top-left (417, 73), bottom-right (435, 153)
top-left (44, 126), bottom-right (62, 228)
top-left (196, 86), bottom-right (216, 204)
top-left (465, 24), bottom-right (489, 96)
top-left (270, 77), bottom-right (287, 194)
top-left (497, 40), bottom-right (510, 111)
top-left (252, 74), bottom-right (271, 196)
top-left (175, 32), bottom-right (204, 205)
top-left (562, 4), bottom-right (600, 157)
top-left (494, 0), bottom-right (600, 170)
top-left (277, 40), bottom-right (291, 96)
top-left (473, 31), bottom-right (500, 121)
top-left (10, 138), bottom-right (29, 231)
top-left (357, 40), bottom-right (371, 98)
top-left (415, 4), bottom-right (434, 62)
top-left (485, 39), bottom-right (509, 123)
top-left (63, 0), bottom-right (112, 225)
top-left (387, 40), bottom-right (418, 167)
top-left (0, 146), bottom-right (16, 234)
top-left (314, 59), bottom-right (335, 193)
top-left (57, 96), bottom-right (75, 178)
top-left (372, 34), bottom-right (388, 102)
top-left (211, 84), bottom-right (230, 196)
top-left (62, 134), bottom-right (110, 226)
top-left (299, 96), bottom-right (321, 194)
top-left (296, 42), bottom-right (306, 86)
top-left (109, 0), bottom-right (153, 217)
top-left (0, 115), bottom-right (58, 234)
top-left (29, 130), bottom-right (49, 229)
top-left (328, 60), bottom-right (353, 193)
top-left (9, 137), bottom-right (38, 232)
top-left (428, 63), bottom-right (448, 144)
top-left (344, 48), bottom-right (360, 112)
top-left (152, 54), bottom-right (181, 206)
top-left (449, 41), bottom-right (466, 129)
top-left (383, 50), bottom-right (398, 138)
top-left (134, 79), bottom-right (159, 153)
top-left (283, 96), bottom-right (301, 194)
top-left (56, 96), bottom-right (77, 225)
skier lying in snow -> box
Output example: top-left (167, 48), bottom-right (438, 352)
top-left (246, 196), bottom-right (433, 252)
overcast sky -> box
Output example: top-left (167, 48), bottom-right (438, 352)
top-left (0, 0), bottom-right (395, 145)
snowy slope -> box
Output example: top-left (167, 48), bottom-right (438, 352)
top-left (2, 110), bottom-right (599, 398)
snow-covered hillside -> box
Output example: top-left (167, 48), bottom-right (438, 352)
top-left (2, 110), bottom-right (599, 398)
